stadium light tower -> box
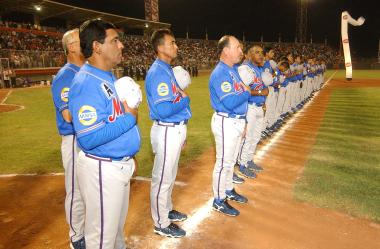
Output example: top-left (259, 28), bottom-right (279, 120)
top-left (296, 0), bottom-right (308, 43)
top-left (144, 0), bottom-right (159, 21)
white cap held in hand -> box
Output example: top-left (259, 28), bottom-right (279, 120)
top-left (269, 60), bottom-right (277, 71)
top-left (173, 66), bottom-right (191, 90)
top-left (114, 76), bottom-right (142, 109)
top-left (261, 71), bottom-right (273, 86)
top-left (238, 64), bottom-right (255, 86)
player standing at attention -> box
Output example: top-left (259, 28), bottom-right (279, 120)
top-left (237, 45), bottom-right (268, 177)
top-left (209, 35), bottom-right (250, 216)
top-left (69, 19), bottom-right (141, 248)
top-left (51, 28), bottom-right (86, 249)
top-left (146, 29), bottom-right (191, 238)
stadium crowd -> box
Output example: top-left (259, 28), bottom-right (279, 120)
top-left (0, 21), bottom-right (341, 88)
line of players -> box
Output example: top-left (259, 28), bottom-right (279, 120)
top-left (51, 19), bottom-right (326, 248)
top-left (209, 36), bottom-right (326, 217)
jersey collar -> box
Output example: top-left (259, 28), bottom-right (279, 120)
top-left (155, 58), bottom-right (172, 70)
top-left (82, 63), bottom-right (113, 80)
top-left (66, 63), bottom-right (80, 72)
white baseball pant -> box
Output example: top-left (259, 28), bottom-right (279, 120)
top-left (275, 86), bottom-right (287, 118)
top-left (76, 151), bottom-right (135, 249)
top-left (150, 121), bottom-right (187, 229)
top-left (61, 135), bottom-right (85, 243)
top-left (264, 86), bottom-right (278, 128)
top-left (212, 113), bottom-right (245, 200)
top-left (238, 104), bottom-right (265, 167)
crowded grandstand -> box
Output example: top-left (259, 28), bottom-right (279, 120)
top-left (0, 18), bottom-right (341, 88)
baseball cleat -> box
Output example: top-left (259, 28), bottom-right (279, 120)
top-left (238, 165), bottom-right (257, 179)
top-left (168, 209), bottom-right (187, 222)
top-left (232, 172), bottom-right (245, 184)
top-left (247, 160), bottom-right (264, 172)
top-left (226, 189), bottom-right (248, 203)
top-left (212, 198), bottom-right (240, 216)
top-left (154, 223), bottom-right (186, 238)
top-left (70, 237), bottom-right (85, 249)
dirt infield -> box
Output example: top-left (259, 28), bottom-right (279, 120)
top-left (1, 78), bottom-right (380, 249)
top-left (0, 89), bottom-right (24, 113)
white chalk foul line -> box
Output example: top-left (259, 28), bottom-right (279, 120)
top-left (0, 89), bottom-right (12, 104)
top-left (0, 89), bottom-right (25, 113)
top-left (0, 173), bottom-right (186, 186)
top-left (157, 72), bottom-right (337, 249)
top-left (256, 71), bottom-right (336, 161)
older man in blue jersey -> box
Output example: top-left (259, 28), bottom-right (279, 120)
top-left (237, 45), bottom-right (268, 177)
top-left (209, 35), bottom-right (250, 216)
top-left (51, 28), bottom-right (85, 249)
top-left (69, 19), bottom-right (140, 249)
top-left (146, 29), bottom-right (191, 238)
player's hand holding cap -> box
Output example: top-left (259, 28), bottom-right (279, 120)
top-left (279, 75), bottom-right (286, 84)
top-left (114, 76), bottom-right (142, 109)
top-left (238, 64), bottom-right (254, 86)
top-left (269, 60), bottom-right (277, 71)
top-left (261, 71), bottom-right (274, 86)
top-left (173, 66), bottom-right (191, 90)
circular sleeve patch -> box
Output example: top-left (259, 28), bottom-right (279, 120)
top-left (60, 87), bottom-right (69, 102)
top-left (221, 81), bottom-right (232, 93)
top-left (78, 105), bottom-right (97, 126)
top-left (157, 82), bottom-right (169, 96)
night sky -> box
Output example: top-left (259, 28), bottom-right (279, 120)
top-left (54, 0), bottom-right (380, 58)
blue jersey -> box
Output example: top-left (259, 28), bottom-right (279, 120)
top-left (69, 63), bottom-right (141, 158)
top-left (209, 61), bottom-right (248, 115)
top-left (288, 63), bottom-right (298, 82)
top-left (51, 63), bottom-right (80, 136)
top-left (243, 61), bottom-right (266, 105)
top-left (145, 59), bottom-right (192, 122)
top-left (281, 69), bottom-right (291, 87)
top-left (263, 60), bottom-right (274, 75)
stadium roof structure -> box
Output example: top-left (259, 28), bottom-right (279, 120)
top-left (0, 0), bottom-right (171, 30)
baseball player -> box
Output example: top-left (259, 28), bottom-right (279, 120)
top-left (209, 35), bottom-right (250, 216)
top-left (145, 29), bottom-right (191, 238)
top-left (237, 45), bottom-right (268, 177)
top-left (51, 28), bottom-right (85, 249)
top-left (262, 46), bottom-right (279, 137)
top-left (69, 19), bottom-right (141, 249)
top-left (293, 55), bottom-right (304, 109)
top-left (273, 60), bottom-right (290, 130)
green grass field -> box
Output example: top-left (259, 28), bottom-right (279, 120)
top-left (294, 73), bottom-right (380, 222)
top-left (0, 75), bottom-right (214, 175)
top-left (2, 70), bottom-right (380, 223)
top-left (328, 69), bottom-right (380, 79)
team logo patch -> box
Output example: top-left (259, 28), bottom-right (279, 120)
top-left (343, 39), bottom-right (349, 43)
top-left (60, 87), bottom-right (69, 102)
top-left (221, 81), bottom-right (232, 92)
top-left (345, 62), bottom-right (352, 67)
top-left (78, 105), bottom-right (97, 126)
top-left (108, 98), bottom-right (123, 122)
top-left (101, 82), bottom-right (114, 99)
top-left (157, 82), bottom-right (169, 96)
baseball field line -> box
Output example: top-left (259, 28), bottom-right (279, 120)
top-left (0, 173), bottom-right (187, 186)
top-left (0, 89), bottom-right (25, 113)
top-left (156, 71), bottom-right (337, 249)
